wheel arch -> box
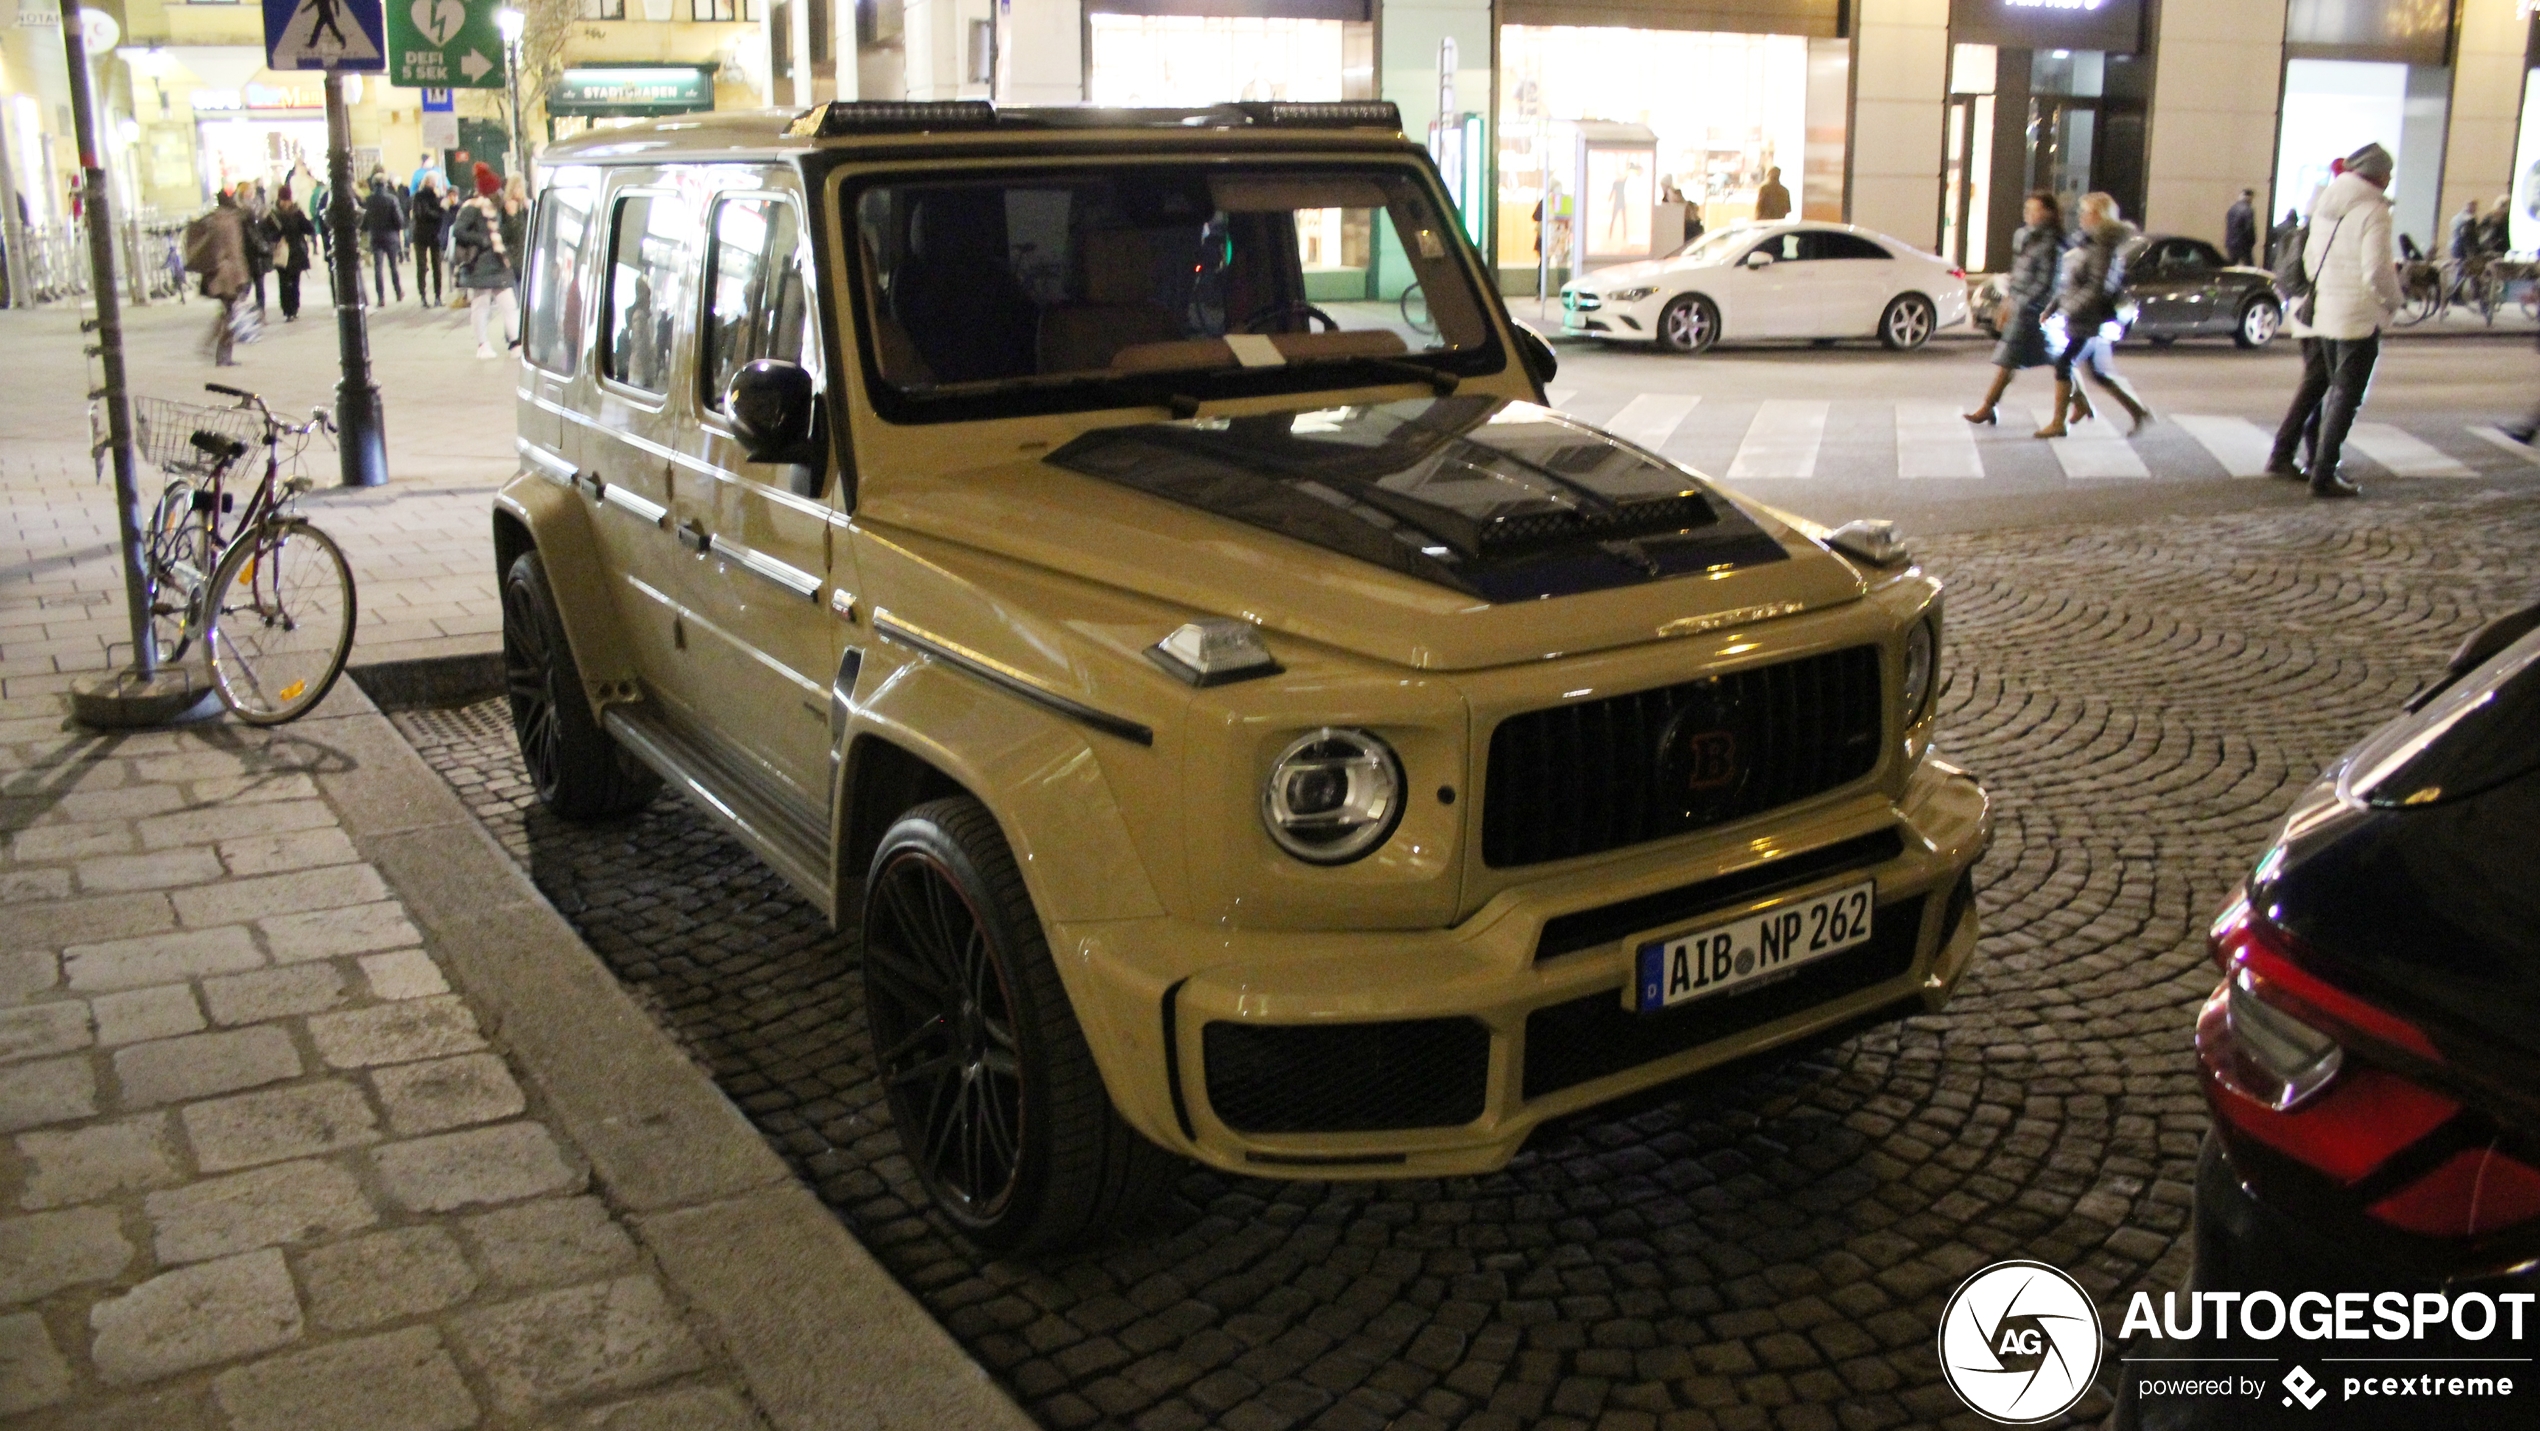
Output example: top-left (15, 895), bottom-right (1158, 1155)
top-left (492, 478), bottom-right (641, 716)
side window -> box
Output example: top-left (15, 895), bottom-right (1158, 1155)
top-left (522, 182), bottom-right (595, 376)
top-left (701, 194), bottom-right (809, 410)
top-left (1806, 232), bottom-right (1892, 261)
top-left (602, 193), bottom-right (691, 396)
top-left (1752, 233), bottom-right (1806, 264)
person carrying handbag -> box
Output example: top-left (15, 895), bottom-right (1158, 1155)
top-left (450, 163), bottom-right (518, 358)
top-left (2036, 192), bottom-right (2151, 439)
top-left (2275, 143), bottom-right (2401, 498)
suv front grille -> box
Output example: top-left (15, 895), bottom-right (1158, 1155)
top-left (1522, 893), bottom-right (1926, 1100)
top-left (1481, 645), bottom-right (1884, 868)
top-left (1203, 1018), bottom-right (1490, 1134)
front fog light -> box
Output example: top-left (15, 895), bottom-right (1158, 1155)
top-left (1904, 616), bottom-right (1938, 721)
top-left (1262, 727), bottom-right (1403, 864)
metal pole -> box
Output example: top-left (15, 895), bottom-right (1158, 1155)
top-left (323, 72), bottom-right (387, 488)
top-left (60, 10), bottom-right (153, 677)
top-left (504, 41), bottom-right (531, 192)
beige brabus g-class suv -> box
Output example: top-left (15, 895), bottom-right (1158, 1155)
top-left (494, 100), bottom-right (1992, 1251)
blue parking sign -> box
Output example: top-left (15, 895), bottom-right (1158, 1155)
top-left (264, 0), bottom-right (386, 71)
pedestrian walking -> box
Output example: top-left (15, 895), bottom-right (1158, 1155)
top-left (1962, 191), bottom-right (2062, 427)
top-left (410, 175), bottom-right (447, 307)
top-left (2480, 196), bottom-right (2512, 257)
top-left (361, 174), bottom-right (405, 304)
top-left (184, 191), bottom-right (251, 367)
top-left (500, 174), bottom-right (530, 286)
top-left (2279, 142), bottom-right (2401, 498)
top-left (2037, 192), bottom-right (2151, 438)
top-left (267, 187), bottom-right (317, 321)
top-left (1755, 165), bottom-right (1791, 222)
top-left (2268, 208), bottom-right (2301, 267)
top-left (2224, 188), bottom-right (2257, 267)
top-left (451, 163), bottom-right (518, 359)
top-left (242, 192), bottom-right (273, 314)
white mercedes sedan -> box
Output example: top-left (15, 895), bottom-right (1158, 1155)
top-left (1558, 222), bottom-right (1973, 354)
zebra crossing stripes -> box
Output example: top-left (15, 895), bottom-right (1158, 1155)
top-left (1605, 394), bottom-right (1702, 451)
top-left (1895, 403), bottom-right (1983, 479)
top-left (2469, 425), bottom-right (2540, 464)
top-left (2170, 415), bottom-right (2278, 477)
top-left (1728, 401), bottom-right (1828, 480)
top-left (2033, 409), bottom-right (2151, 479)
top-left (2345, 423), bottom-right (2476, 477)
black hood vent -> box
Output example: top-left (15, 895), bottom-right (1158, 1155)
top-left (1048, 396), bottom-right (1790, 603)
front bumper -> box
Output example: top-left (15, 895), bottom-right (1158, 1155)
top-left (1058, 754), bottom-right (1991, 1176)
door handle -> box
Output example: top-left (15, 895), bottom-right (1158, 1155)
top-left (677, 517), bottom-right (711, 554)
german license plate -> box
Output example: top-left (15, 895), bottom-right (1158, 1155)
top-left (1632, 880), bottom-right (1875, 1014)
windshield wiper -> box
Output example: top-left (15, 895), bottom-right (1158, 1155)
top-left (1282, 352), bottom-right (1461, 395)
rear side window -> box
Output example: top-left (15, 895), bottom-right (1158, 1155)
top-left (522, 178), bottom-right (595, 376)
top-left (1806, 232), bottom-right (1891, 261)
top-left (602, 193), bottom-right (693, 396)
top-left (701, 195), bottom-right (809, 410)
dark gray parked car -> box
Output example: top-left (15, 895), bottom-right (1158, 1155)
top-left (1973, 234), bottom-right (2282, 349)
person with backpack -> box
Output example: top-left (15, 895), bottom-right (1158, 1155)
top-left (2270, 143), bottom-right (2400, 498)
top-left (183, 191), bottom-right (251, 366)
top-left (2035, 192), bottom-right (2151, 438)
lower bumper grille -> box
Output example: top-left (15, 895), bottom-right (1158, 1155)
top-left (1521, 894), bottom-right (1927, 1101)
top-left (1204, 1017), bottom-right (1491, 1134)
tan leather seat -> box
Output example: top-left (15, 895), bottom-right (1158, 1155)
top-left (1036, 230), bottom-right (1185, 374)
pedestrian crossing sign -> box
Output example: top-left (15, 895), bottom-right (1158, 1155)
top-left (263, 0), bottom-right (385, 71)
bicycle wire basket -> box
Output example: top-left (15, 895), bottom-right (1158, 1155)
top-left (116, 396), bottom-right (267, 477)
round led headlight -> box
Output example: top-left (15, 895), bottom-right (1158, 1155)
top-left (1261, 727), bottom-right (1403, 865)
top-left (1903, 615), bottom-right (1939, 722)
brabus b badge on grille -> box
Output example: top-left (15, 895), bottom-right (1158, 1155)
top-left (1681, 731), bottom-right (1738, 792)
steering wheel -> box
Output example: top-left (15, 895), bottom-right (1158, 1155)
top-left (1239, 301), bottom-right (1339, 335)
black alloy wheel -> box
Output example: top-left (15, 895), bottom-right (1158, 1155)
top-left (862, 797), bottom-right (1174, 1252)
top-left (499, 550), bottom-right (658, 819)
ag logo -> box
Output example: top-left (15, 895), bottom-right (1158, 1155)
top-left (1937, 1260), bottom-right (2102, 1424)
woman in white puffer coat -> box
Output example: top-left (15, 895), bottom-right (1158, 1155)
top-left (2296, 142), bottom-right (2402, 498)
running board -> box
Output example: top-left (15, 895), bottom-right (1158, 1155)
top-left (602, 704), bottom-right (834, 913)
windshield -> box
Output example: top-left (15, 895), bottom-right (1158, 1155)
top-left (846, 162), bottom-right (1501, 421)
top-left (1675, 226), bottom-right (1759, 266)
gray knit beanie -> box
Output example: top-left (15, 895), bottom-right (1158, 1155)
top-left (2346, 143), bottom-right (2394, 184)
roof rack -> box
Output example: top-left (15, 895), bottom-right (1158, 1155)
top-left (786, 99), bottom-right (1404, 138)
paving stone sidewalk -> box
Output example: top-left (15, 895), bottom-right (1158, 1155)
top-left (0, 692), bottom-right (765, 1428)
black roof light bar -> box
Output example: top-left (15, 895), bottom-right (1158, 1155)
top-left (788, 99), bottom-right (1404, 138)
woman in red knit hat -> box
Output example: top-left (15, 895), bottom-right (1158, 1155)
top-left (448, 162), bottom-right (517, 358)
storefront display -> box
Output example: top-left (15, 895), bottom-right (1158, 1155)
top-left (1085, 12), bottom-right (1352, 107)
top-left (2513, 69), bottom-right (2540, 255)
top-left (1495, 25), bottom-right (1808, 282)
top-left (2272, 58), bottom-right (2446, 253)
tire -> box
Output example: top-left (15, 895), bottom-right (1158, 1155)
top-left (204, 519), bottom-right (354, 725)
top-left (2233, 295), bottom-right (2282, 349)
top-left (862, 796), bottom-right (1174, 1253)
top-left (142, 482), bottom-right (205, 666)
top-left (1657, 293), bottom-right (1719, 354)
top-left (1878, 293), bottom-right (1936, 351)
top-left (500, 549), bottom-right (658, 818)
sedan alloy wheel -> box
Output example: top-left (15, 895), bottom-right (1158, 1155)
top-left (2235, 296), bottom-right (2283, 349)
top-left (1659, 294), bottom-right (1719, 354)
top-left (1880, 294), bottom-right (1937, 351)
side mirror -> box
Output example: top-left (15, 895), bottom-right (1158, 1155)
top-left (1743, 250), bottom-right (1776, 270)
top-left (1516, 326), bottom-right (1559, 389)
top-left (725, 360), bottom-right (821, 465)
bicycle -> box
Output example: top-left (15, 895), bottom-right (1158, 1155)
top-left (131, 383), bottom-right (356, 724)
top-left (1399, 280), bottom-right (1436, 336)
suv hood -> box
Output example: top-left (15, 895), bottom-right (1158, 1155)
top-left (858, 395), bottom-right (1872, 671)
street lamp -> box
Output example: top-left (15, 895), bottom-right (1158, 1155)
top-left (495, 8), bottom-right (531, 191)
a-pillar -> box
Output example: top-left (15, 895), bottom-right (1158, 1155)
top-left (1377, 0), bottom-right (1491, 264)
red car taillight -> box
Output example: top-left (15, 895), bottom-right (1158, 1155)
top-left (2198, 901), bottom-right (2540, 1239)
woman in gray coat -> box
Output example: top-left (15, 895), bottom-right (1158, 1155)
top-left (1963, 191), bottom-right (2062, 426)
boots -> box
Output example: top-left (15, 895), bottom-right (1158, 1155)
top-left (1964, 368), bottom-right (2012, 426)
top-left (2034, 381), bottom-right (2071, 438)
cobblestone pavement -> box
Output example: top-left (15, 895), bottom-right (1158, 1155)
top-left (395, 485), bottom-right (2540, 1431)
top-left (0, 699), bottom-right (768, 1427)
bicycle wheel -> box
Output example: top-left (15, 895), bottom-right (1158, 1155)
top-left (141, 482), bottom-right (208, 665)
top-left (205, 519), bottom-right (356, 725)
